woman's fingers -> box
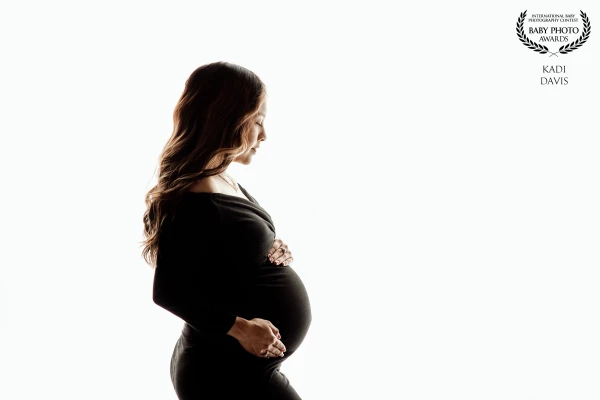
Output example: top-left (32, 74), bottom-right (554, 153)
top-left (278, 255), bottom-right (293, 266)
top-left (268, 346), bottom-right (285, 357)
top-left (268, 324), bottom-right (285, 350)
top-left (271, 253), bottom-right (292, 266)
top-left (267, 238), bottom-right (283, 258)
top-left (267, 238), bottom-right (292, 266)
top-left (259, 341), bottom-right (285, 358)
top-left (263, 350), bottom-right (284, 358)
top-left (269, 323), bottom-right (281, 339)
top-left (273, 339), bottom-right (286, 354)
top-left (264, 341), bottom-right (285, 357)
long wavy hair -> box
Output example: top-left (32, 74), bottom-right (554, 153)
top-left (139, 61), bottom-right (267, 269)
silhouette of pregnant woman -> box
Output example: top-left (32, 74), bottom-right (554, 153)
top-left (140, 61), bottom-right (312, 399)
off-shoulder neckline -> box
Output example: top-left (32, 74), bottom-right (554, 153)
top-left (184, 183), bottom-right (255, 205)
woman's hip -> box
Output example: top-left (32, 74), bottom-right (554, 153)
top-left (170, 332), bottom-right (275, 381)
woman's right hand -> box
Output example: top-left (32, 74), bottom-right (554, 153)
top-left (237, 318), bottom-right (286, 358)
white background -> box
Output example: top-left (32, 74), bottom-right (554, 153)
top-left (1, 1), bottom-right (598, 399)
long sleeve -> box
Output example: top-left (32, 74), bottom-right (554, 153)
top-left (152, 204), bottom-right (238, 338)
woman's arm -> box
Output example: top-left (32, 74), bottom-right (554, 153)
top-left (152, 207), bottom-right (244, 338)
top-left (152, 257), bottom-right (240, 337)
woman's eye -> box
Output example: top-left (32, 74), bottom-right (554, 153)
top-left (256, 122), bottom-right (263, 127)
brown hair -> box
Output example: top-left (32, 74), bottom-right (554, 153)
top-left (139, 61), bottom-right (267, 269)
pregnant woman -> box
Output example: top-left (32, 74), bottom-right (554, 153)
top-left (140, 61), bottom-right (312, 399)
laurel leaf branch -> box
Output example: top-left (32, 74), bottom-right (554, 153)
top-left (516, 10), bottom-right (549, 54)
top-left (558, 11), bottom-right (591, 54)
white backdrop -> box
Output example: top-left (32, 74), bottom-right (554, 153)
top-left (1, 1), bottom-right (599, 399)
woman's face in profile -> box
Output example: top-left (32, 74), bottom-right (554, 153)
top-left (235, 100), bottom-right (267, 164)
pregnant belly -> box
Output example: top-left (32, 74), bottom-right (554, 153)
top-left (238, 262), bottom-right (312, 354)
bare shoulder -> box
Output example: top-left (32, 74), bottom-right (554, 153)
top-left (188, 177), bottom-right (220, 193)
top-left (188, 175), bottom-right (250, 201)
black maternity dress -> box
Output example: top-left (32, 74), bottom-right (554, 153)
top-left (152, 183), bottom-right (312, 399)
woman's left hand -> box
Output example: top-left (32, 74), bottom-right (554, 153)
top-left (267, 237), bottom-right (293, 266)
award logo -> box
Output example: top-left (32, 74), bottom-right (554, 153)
top-left (516, 10), bottom-right (591, 85)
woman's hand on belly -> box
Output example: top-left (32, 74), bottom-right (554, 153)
top-left (267, 237), bottom-right (294, 266)
top-left (237, 318), bottom-right (287, 358)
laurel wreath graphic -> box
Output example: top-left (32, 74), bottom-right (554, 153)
top-left (516, 10), bottom-right (591, 56)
